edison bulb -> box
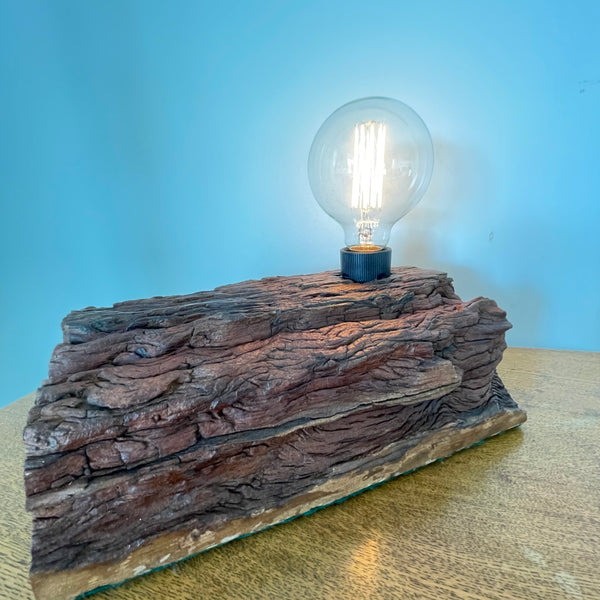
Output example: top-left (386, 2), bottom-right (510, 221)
top-left (308, 96), bottom-right (434, 282)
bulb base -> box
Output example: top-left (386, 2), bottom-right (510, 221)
top-left (340, 247), bottom-right (392, 283)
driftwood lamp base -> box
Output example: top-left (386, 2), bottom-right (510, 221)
top-left (24, 268), bottom-right (526, 600)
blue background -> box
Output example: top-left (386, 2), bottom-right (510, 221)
top-left (1, 0), bottom-right (599, 407)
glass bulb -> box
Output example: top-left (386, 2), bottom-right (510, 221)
top-left (308, 97), bottom-right (434, 252)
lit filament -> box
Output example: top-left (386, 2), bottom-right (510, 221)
top-left (351, 121), bottom-right (387, 210)
top-left (350, 121), bottom-right (386, 248)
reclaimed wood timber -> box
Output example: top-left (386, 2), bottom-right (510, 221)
top-left (24, 268), bottom-right (526, 600)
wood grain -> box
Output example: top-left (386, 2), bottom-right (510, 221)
top-left (21, 268), bottom-right (530, 599)
top-left (0, 348), bottom-right (598, 599)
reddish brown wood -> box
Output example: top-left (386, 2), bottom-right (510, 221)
top-left (24, 268), bottom-right (525, 600)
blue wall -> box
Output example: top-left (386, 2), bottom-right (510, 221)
top-left (1, 1), bottom-right (599, 407)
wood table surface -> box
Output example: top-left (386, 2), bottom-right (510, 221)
top-left (1, 348), bottom-right (598, 600)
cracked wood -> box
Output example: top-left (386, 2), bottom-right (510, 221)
top-left (23, 267), bottom-right (526, 600)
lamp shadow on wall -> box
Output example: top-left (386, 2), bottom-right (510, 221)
top-left (392, 139), bottom-right (544, 348)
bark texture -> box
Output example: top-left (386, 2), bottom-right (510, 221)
top-left (24, 268), bottom-right (526, 600)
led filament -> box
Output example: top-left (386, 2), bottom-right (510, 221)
top-left (350, 121), bottom-right (387, 250)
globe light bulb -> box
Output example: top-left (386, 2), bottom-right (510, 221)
top-left (308, 96), bottom-right (434, 282)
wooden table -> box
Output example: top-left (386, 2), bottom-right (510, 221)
top-left (1, 348), bottom-right (598, 600)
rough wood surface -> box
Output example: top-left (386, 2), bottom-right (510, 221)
top-left (10, 348), bottom-right (595, 600)
top-left (23, 268), bottom-right (526, 600)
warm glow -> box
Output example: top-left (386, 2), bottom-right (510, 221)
top-left (351, 121), bottom-right (386, 247)
top-left (351, 121), bottom-right (387, 210)
top-left (347, 537), bottom-right (381, 588)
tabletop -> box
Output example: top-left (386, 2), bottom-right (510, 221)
top-left (1, 347), bottom-right (598, 600)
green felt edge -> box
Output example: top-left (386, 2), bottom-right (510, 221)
top-left (75, 422), bottom-right (523, 600)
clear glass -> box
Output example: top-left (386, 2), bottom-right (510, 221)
top-left (308, 97), bottom-right (434, 250)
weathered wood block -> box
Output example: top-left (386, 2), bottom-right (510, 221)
top-left (24, 268), bottom-right (526, 600)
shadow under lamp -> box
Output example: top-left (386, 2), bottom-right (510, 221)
top-left (308, 96), bottom-right (434, 282)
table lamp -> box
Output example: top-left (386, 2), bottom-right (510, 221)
top-left (23, 95), bottom-right (526, 600)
